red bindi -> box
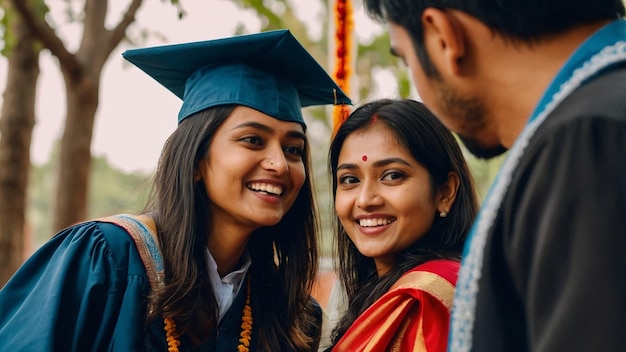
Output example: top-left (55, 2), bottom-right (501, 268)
top-left (362, 155), bottom-right (367, 162)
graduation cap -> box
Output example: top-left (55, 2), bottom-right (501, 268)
top-left (122, 29), bottom-right (352, 126)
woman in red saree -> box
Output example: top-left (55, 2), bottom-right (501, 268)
top-left (325, 99), bottom-right (479, 352)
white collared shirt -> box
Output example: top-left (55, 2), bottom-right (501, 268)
top-left (206, 249), bottom-right (252, 321)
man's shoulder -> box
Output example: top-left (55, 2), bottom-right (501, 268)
top-left (524, 64), bottom-right (626, 157)
top-left (548, 64), bottom-right (626, 125)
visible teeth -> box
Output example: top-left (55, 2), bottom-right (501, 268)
top-left (248, 182), bottom-right (282, 196)
top-left (358, 218), bottom-right (393, 227)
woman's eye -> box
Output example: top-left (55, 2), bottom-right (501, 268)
top-left (382, 171), bottom-right (405, 181)
top-left (241, 136), bottom-right (263, 146)
top-left (283, 145), bottom-right (304, 157)
top-left (338, 175), bottom-right (359, 185)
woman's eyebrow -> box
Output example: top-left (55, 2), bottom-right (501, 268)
top-left (337, 163), bottom-right (358, 172)
top-left (233, 121), bottom-right (305, 140)
top-left (337, 157), bottom-right (410, 172)
top-left (371, 157), bottom-right (411, 168)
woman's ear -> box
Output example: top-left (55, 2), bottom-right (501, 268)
top-left (436, 171), bottom-right (460, 214)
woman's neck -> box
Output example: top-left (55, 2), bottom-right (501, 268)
top-left (207, 225), bottom-right (252, 277)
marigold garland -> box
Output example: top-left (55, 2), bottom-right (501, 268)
top-left (164, 317), bottom-right (181, 352)
top-left (332, 0), bottom-right (354, 134)
top-left (163, 277), bottom-right (252, 352)
top-left (238, 277), bottom-right (253, 351)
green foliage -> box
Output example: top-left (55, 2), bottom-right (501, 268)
top-left (356, 32), bottom-right (396, 68)
top-left (1, 7), bottom-right (14, 56)
top-left (27, 149), bottom-right (152, 246)
top-left (88, 155), bottom-right (152, 218)
top-left (236, 0), bottom-right (286, 30)
top-left (396, 69), bottom-right (412, 98)
top-left (0, 0), bottom-right (46, 56)
top-left (27, 154), bottom-right (57, 246)
top-left (163, 0), bottom-right (186, 19)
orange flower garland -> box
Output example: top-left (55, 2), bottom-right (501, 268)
top-left (238, 277), bottom-right (253, 351)
top-left (164, 317), bottom-right (181, 352)
top-left (332, 0), bottom-right (354, 134)
top-left (163, 277), bottom-right (252, 352)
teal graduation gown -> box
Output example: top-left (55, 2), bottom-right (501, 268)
top-left (0, 221), bottom-right (266, 351)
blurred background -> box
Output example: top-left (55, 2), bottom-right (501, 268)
top-left (0, 0), bottom-right (506, 290)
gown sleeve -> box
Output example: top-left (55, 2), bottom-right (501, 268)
top-left (332, 260), bottom-right (458, 352)
top-left (0, 221), bottom-right (151, 351)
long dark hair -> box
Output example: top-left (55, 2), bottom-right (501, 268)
top-left (145, 105), bottom-right (320, 350)
top-left (328, 99), bottom-right (479, 343)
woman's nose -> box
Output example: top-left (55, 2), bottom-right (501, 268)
top-left (355, 182), bottom-right (383, 209)
top-left (263, 148), bottom-right (289, 174)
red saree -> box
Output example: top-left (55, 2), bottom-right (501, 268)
top-left (332, 259), bottom-right (459, 352)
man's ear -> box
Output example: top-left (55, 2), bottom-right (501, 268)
top-left (421, 8), bottom-right (466, 76)
top-left (436, 171), bottom-right (460, 214)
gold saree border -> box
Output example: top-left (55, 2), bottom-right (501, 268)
top-left (392, 270), bottom-right (455, 311)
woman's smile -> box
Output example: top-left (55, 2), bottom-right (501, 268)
top-left (247, 181), bottom-right (283, 197)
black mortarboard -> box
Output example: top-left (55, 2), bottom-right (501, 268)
top-left (122, 29), bottom-right (351, 126)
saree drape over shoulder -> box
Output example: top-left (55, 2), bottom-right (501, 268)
top-left (332, 260), bottom-right (458, 352)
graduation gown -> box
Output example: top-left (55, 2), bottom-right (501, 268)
top-left (0, 219), bottom-right (319, 351)
top-left (332, 260), bottom-right (458, 352)
top-left (470, 62), bottom-right (626, 351)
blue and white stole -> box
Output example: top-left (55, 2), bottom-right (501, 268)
top-left (449, 19), bottom-right (626, 352)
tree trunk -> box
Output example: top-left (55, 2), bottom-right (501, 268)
top-left (0, 1), bottom-right (40, 286)
top-left (52, 74), bottom-right (99, 232)
top-left (5, 0), bottom-right (164, 232)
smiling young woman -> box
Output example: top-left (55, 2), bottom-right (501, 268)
top-left (324, 99), bottom-right (479, 352)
